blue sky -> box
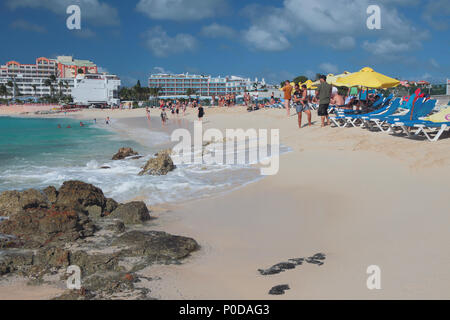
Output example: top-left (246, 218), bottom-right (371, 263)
top-left (1, 0), bottom-right (449, 86)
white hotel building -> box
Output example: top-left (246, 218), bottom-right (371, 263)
top-left (0, 56), bottom-right (120, 105)
top-left (148, 73), bottom-right (265, 97)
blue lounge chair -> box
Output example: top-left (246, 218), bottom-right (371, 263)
top-left (386, 99), bottom-right (437, 135)
top-left (367, 94), bottom-right (419, 132)
top-left (330, 95), bottom-right (394, 128)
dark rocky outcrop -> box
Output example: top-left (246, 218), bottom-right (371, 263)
top-left (112, 230), bottom-right (199, 262)
top-left (138, 151), bottom-right (175, 176)
top-left (0, 181), bottom-right (199, 300)
top-left (0, 189), bottom-right (50, 217)
top-left (109, 202), bottom-right (151, 225)
top-left (112, 148), bottom-right (139, 160)
top-left (0, 208), bottom-right (95, 249)
top-left (55, 181), bottom-right (106, 213)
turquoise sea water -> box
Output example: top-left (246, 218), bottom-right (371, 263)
top-left (0, 117), bottom-right (141, 167)
top-left (0, 117), bottom-right (143, 193)
top-left (0, 116), bottom-right (265, 205)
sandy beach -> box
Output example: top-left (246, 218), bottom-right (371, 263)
top-left (1, 106), bottom-right (450, 299)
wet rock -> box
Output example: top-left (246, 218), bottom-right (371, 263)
top-left (112, 148), bottom-right (139, 160)
top-left (55, 181), bottom-right (106, 213)
top-left (34, 247), bottom-right (70, 269)
top-left (258, 262), bottom-right (296, 276)
top-left (0, 189), bottom-right (49, 217)
top-left (269, 284), bottom-right (290, 295)
top-left (43, 186), bottom-right (58, 204)
top-left (69, 251), bottom-right (120, 276)
top-left (112, 221), bottom-right (126, 233)
top-left (0, 191), bottom-right (20, 216)
top-left (138, 151), bottom-right (175, 176)
top-left (112, 230), bottom-right (198, 262)
top-left (100, 166), bottom-right (111, 169)
top-left (104, 198), bottom-right (119, 215)
top-left (0, 208), bottom-right (94, 248)
top-left (109, 202), bottom-right (151, 225)
top-left (0, 250), bottom-right (34, 275)
top-left (86, 205), bottom-right (103, 220)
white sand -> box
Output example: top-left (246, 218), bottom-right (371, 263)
top-left (1, 106), bottom-right (450, 299)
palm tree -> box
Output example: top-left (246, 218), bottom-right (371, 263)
top-left (0, 84), bottom-right (7, 98)
top-left (44, 78), bottom-right (53, 98)
top-left (31, 84), bottom-right (37, 97)
top-left (58, 81), bottom-right (63, 97)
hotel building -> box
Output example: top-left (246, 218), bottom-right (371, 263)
top-left (0, 56), bottom-right (119, 105)
top-left (148, 73), bottom-right (263, 97)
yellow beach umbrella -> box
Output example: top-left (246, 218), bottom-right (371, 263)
top-left (303, 79), bottom-right (317, 90)
top-left (312, 72), bottom-right (354, 87)
top-left (336, 67), bottom-right (400, 89)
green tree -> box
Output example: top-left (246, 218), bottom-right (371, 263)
top-left (44, 78), bottom-right (54, 98)
top-left (186, 88), bottom-right (196, 98)
top-left (0, 84), bottom-right (7, 98)
top-left (293, 75), bottom-right (308, 84)
top-left (31, 84), bottom-right (37, 97)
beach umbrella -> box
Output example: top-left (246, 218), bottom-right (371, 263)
top-left (312, 72), bottom-right (353, 87)
top-left (336, 67), bottom-right (400, 89)
top-left (303, 80), bottom-right (317, 90)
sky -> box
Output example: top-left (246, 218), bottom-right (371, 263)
top-left (0, 0), bottom-right (449, 86)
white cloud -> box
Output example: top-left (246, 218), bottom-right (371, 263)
top-left (201, 23), bottom-right (235, 39)
top-left (153, 66), bottom-right (171, 74)
top-left (136, 0), bottom-right (226, 21)
top-left (319, 63), bottom-right (339, 74)
top-left (143, 26), bottom-right (198, 57)
top-left (422, 0), bottom-right (450, 30)
top-left (6, 0), bottom-right (120, 26)
top-left (429, 58), bottom-right (440, 68)
top-left (362, 39), bottom-right (416, 56)
top-left (242, 25), bottom-right (290, 51)
top-left (241, 0), bottom-right (427, 57)
top-left (10, 19), bottom-right (47, 33)
top-left (331, 36), bottom-right (356, 50)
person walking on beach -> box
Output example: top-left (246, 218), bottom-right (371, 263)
top-left (293, 84), bottom-right (312, 128)
top-left (106, 117), bottom-right (110, 125)
top-left (316, 75), bottom-right (332, 127)
top-left (281, 80), bottom-right (293, 117)
top-left (146, 107), bottom-right (151, 120)
top-left (198, 104), bottom-right (204, 121)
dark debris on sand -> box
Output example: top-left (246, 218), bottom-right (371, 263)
top-left (259, 253), bottom-right (326, 295)
top-left (269, 284), bottom-right (290, 295)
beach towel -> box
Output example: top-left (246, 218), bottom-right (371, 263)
top-left (423, 107), bottom-right (450, 123)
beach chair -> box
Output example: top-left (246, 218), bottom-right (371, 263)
top-left (385, 99), bottom-right (436, 135)
top-left (344, 95), bottom-right (394, 127)
top-left (389, 104), bottom-right (449, 141)
top-left (330, 96), bottom-right (394, 128)
top-left (367, 94), bottom-right (418, 132)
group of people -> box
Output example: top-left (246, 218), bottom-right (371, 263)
top-left (281, 75), bottom-right (382, 128)
top-left (214, 94), bottom-right (237, 107)
top-left (157, 98), bottom-right (204, 124)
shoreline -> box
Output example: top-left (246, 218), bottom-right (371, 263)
top-left (1, 106), bottom-right (450, 299)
